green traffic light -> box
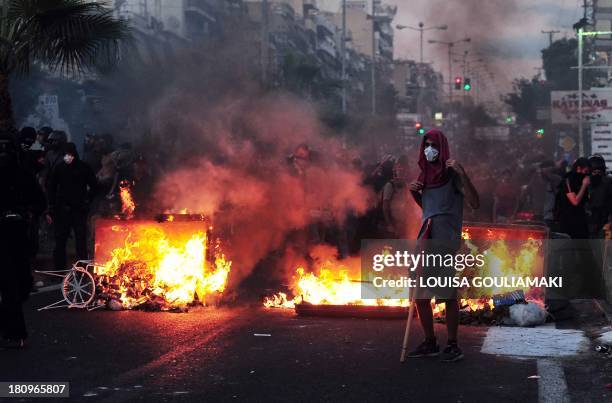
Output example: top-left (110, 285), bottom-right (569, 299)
top-left (463, 84), bottom-right (471, 91)
top-left (418, 128), bottom-right (426, 135)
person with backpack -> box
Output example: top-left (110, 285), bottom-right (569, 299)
top-left (555, 158), bottom-right (591, 239)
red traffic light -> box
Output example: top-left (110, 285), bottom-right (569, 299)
top-left (415, 122), bottom-right (422, 129)
top-left (454, 77), bottom-right (462, 90)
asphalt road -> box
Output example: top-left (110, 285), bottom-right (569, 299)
top-left (0, 291), bottom-right (549, 403)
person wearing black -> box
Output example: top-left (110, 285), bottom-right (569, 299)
top-left (0, 134), bottom-right (45, 349)
top-left (557, 158), bottom-right (591, 239)
top-left (19, 127), bottom-right (45, 258)
top-left (46, 143), bottom-right (97, 270)
top-left (587, 155), bottom-right (612, 238)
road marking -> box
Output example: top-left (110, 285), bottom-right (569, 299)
top-left (480, 325), bottom-right (584, 403)
top-left (537, 359), bottom-right (570, 403)
top-left (481, 326), bottom-right (589, 357)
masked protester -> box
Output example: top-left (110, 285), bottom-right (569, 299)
top-left (0, 134), bottom-right (45, 349)
top-left (556, 158), bottom-right (591, 239)
top-left (41, 130), bottom-right (67, 188)
top-left (587, 155), bottom-right (612, 238)
top-left (46, 143), bottom-right (97, 270)
top-left (407, 130), bottom-right (479, 362)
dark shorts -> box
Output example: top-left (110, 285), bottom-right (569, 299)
top-left (415, 217), bottom-right (460, 301)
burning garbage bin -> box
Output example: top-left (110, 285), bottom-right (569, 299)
top-left (93, 214), bottom-right (231, 310)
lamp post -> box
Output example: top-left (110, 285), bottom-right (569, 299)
top-left (428, 37), bottom-right (471, 135)
top-left (341, 0), bottom-right (347, 114)
top-left (396, 22), bottom-right (447, 64)
top-left (396, 22), bottom-right (447, 124)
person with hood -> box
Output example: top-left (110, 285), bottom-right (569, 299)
top-left (46, 142), bottom-right (97, 270)
top-left (0, 134), bottom-right (45, 348)
top-left (587, 155), bottom-right (612, 238)
top-left (556, 157), bottom-right (591, 239)
top-left (41, 130), bottom-right (67, 188)
top-left (406, 130), bottom-right (479, 362)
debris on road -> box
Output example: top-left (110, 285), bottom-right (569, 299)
top-left (508, 302), bottom-right (547, 327)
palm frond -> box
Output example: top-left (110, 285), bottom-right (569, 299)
top-left (5, 0), bottom-right (130, 76)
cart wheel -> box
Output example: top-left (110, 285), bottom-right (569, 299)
top-left (62, 268), bottom-right (96, 308)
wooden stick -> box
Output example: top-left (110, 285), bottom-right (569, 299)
top-left (399, 291), bottom-right (417, 363)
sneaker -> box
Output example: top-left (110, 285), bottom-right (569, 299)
top-left (406, 339), bottom-right (440, 358)
top-left (440, 343), bottom-right (464, 362)
top-left (0, 338), bottom-right (26, 350)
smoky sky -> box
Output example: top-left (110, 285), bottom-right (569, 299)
top-left (320, 0), bottom-right (581, 98)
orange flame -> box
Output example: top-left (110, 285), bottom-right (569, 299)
top-left (265, 226), bottom-right (545, 314)
top-left (119, 181), bottom-right (136, 219)
top-left (95, 225), bottom-right (231, 309)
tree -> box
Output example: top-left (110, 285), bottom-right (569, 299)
top-left (504, 78), bottom-right (552, 124)
top-left (541, 37), bottom-right (603, 90)
top-left (0, 0), bottom-right (128, 132)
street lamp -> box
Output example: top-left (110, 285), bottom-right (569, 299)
top-left (428, 37), bottom-right (470, 103)
top-left (396, 22), bottom-right (447, 64)
top-left (428, 37), bottom-right (470, 136)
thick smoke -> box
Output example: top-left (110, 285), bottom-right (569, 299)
top-left (389, 0), bottom-right (548, 95)
top-left (92, 16), bottom-right (381, 292)
top-left (151, 92), bottom-right (371, 289)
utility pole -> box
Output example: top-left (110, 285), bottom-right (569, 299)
top-left (429, 37), bottom-right (471, 136)
top-left (371, 0), bottom-right (377, 115)
top-left (578, 27), bottom-right (584, 156)
top-left (541, 30), bottom-right (560, 46)
top-left (261, 0), bottom-right (268, 83)
top-left (341, 0), bottom-right (347, 114)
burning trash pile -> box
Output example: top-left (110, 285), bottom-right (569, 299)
top-left (92, 184), bottom-right (231, 311)
top-left (264, 224), bottom-right (548, 326)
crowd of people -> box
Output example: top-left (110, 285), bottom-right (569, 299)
top-left (2, 124), bottom-right (612, 350)
top-left (0, 126), bottom-right (156, 348)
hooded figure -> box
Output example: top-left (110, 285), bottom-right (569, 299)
top-left (46, 142), bottom-right (97, 270)
top-left (0, 134), bottom-right (45, 348)
top-left (417, 129), bottom-right (450, 188)
top-left (587, 155), bottom-right (612, 237)
top-left (406, 129), bottom-right (479, 362)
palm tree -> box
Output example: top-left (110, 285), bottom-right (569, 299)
top-left (0, 0), bottom-right (129, 132)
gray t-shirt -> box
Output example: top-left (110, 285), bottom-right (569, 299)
top-left (419, 171), bottom-right (464, 241)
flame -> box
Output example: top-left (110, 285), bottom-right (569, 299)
top-left (265, 225), bottom-right (545, 314)
top-left (264, 261), bottom-right (409, 309)
top-left (94, 225), bottom-right (231, 309)
top-left (119, 181), bottom-right (136, 219)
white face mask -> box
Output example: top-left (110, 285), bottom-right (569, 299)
top-left (64, 154), bottom-right (75, 164)
top-left (424, 146), bottom-right (439, 162)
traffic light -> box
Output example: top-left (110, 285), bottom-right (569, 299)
top-left (463, 78), bottom-right (472, 91)
top-left (454, 77), bottom-right (462, 90)
top-left (535, 128), bottom-right (544, 139)
top-left (415, 122), bottom-right (425, 135)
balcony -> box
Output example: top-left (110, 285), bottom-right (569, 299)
top-left (314, 14), bottom-right (336, 37)
top-left (185, 0), bottom-right (217, 23)
top-left (317, 37), bottom-right (337, 59)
